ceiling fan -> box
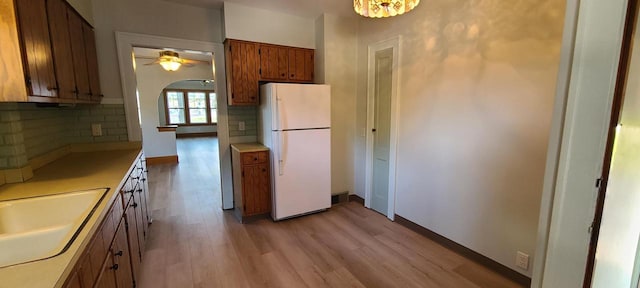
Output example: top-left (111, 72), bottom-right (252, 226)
top-left (142, 51), bottom-right (209, 72)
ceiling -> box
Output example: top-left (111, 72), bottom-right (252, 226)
top-left (161, 0), bottom-right (356, 18)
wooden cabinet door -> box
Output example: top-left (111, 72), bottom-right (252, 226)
top-left (112, 220), bottom-right (135, 288)
top-left (242, 161), bottom-right (271, 216)
top-left (132, 190), bottom-right (146, 254)
top-left (288, 48), bottom-right (314, 82)
top-left (46, 0), bottom-right (76, 100)
top-left (95, 251), bottom-right (117, 288)
top-left (75, 253), bottom-right (95, 288)
top-left (241, 165), bottom-right (258, 215)
top-left (67, 10), bottom-right (91, 101)
top-left (256, 162), bottom-right (271, 214)
top-left (125, 198), bottom-right (142, 279)
top-left (259, 45), bottom-right (288, 81)
top-left (63, 269), bottom-right (82, 288)
top-left (83, 22), bottom-right (102, 102)
top-left (15, 0), bottom-right (57, 98)
top-left (226, 40), bottom-right (259, 105)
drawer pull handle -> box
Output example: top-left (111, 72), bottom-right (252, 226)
top-left (110, 264), bottom-right (119, 271)
top-left (254, 157), bottom-right (258, 161)
top-left (115, 251), bottom-right (123, 256)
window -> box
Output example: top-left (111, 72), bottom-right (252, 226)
top-left (164, 89), bottom-right (217, 125)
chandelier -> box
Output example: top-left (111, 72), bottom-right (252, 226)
top-left (354, 0), bottom-right (420, 18)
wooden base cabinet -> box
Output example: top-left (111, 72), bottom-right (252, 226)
top-left (63, 153), bottom-right (149, 288)
top-left (231, 144), bottom-right (271, 222)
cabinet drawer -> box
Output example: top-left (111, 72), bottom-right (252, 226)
top-left (242, 151), bottom-right (267, 165)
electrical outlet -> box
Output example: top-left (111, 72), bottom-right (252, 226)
top-left (516, 251), bottom-right (529, 270)
top-left (91, 124), bottom-right (102, 136)
top-left (239, 121), bottom-right (246, 131)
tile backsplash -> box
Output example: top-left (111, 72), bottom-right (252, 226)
top-left (0, 103), bottom-right (128, 169)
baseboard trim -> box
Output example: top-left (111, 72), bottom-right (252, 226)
top-left (331, 192), bottom-right (350, 205)
top-left (146, 155), bottom-right (179, 165)
top-left (349, 194), bottom-right (365, 205)
top-left (176, 132), bottom-right (217, 138)
top-left (394, 214), bottom-right (531, 287)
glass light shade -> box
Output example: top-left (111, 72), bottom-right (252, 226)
top-left (159, 59), bottom-right (182, 71)
top-left (354, 0), bottom-right (420, 18)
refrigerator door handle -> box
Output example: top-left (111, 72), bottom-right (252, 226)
top-left (279, 131), bottom-right (285, 176)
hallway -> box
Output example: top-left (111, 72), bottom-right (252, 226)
top-left (138, 137), bottom-right (523, 288)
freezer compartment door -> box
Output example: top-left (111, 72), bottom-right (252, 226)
top-left (272, 129), bottom-right (331, 220)
top-left (272, 84), bottom-right (331, 130)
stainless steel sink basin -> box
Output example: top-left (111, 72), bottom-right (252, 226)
top-left (0, 188), bottom-right (108, 268)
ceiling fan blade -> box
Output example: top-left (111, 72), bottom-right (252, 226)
top-left (144, 60), bottom-right (161, 65)
top-left (182, 58), bottom-right (210, 64)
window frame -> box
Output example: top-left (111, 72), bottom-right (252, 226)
top-left (164, 89), bottom-right (218, 126)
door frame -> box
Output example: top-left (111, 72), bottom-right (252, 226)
top-left (365, 36), bottom-right (401, 220)
top-left (115, 32), bottom-right (234, 210)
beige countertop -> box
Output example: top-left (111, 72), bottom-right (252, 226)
top-left (0, 149), bottom-right (141, 288)
top-left (231, 143), bottom-right (269, 153)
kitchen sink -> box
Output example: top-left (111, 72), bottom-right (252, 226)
top-left (0, 188), bottom-right (109, 268)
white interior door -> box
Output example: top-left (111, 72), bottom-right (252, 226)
top-left (371, 49), bottom-right (393, 216)
top-left (272, 129), bottom-right (331, 220)
top-left (275, 84), bottom-right (331, 130)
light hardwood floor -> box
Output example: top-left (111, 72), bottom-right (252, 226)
top-left (139, 137), bottom-right (524, 288)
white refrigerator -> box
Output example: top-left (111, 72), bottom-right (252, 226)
top-left (258, 83), bottom-right (331, 221)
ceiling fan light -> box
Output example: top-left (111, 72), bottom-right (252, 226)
top-left (354, 0), bottom-right (419, 18)
top-left (157, 51), bottom-right (183, 71)
top-left (160, 60), bottom-right (182, 71)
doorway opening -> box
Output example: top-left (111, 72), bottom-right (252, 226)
top-left (132, 47), bottom-right (215, 163)
top-left (365, 37), bottom-right (401, 220)
top-left (587, 0), bottom-right (640, 286)
top-left (116, 32), bottom-right (234, 210)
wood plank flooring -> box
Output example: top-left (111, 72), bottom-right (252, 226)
top-left (139, 137), bottom-right (524, 288)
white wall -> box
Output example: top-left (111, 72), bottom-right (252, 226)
top-left (67, 0), bottom-right (93, 24)
top-left (134, 57), bottom-right (214, 157)
top-left (315, 14), bottom-right (358, 196)
top-left (92, 0), bottom-right (223, 104)
top-left (223, 2), bottom-right (315, 48)
top-left (355, 0), bottom-right (565, 277)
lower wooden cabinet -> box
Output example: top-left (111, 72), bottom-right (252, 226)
top-left (63, 153), bottom-right (149, 288)
top-left (112, 221), bottom-right (134, 288)
top-left (231, 144), bottom-right (271, 222)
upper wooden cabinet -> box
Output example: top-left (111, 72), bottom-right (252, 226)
top-left (0, 0), bottom-right (102, 103)
top-left (259, 44), bottom-right (288, 82)
top-left (83, 23), bottom-right (102, 102)
top-left (287, 48), bottom-right (314, 82)
top-left (15, 0), bottom-right (58, 99)
top-left (225, 39), bottom-right (260, 106)
top-left (47, 0), bottom-right (76, 100)
top-left (224, 39), bottom-right (315, 106)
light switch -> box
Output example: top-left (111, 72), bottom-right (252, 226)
top-left (239, 121), bottom-right (246, 131)
top-left (91, 124), bottom-right (102, 136)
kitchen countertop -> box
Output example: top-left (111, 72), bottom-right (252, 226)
top-left (231, 143), bottom-right (269, 153)
top-left (0, 149), bottom-right (141, 288)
